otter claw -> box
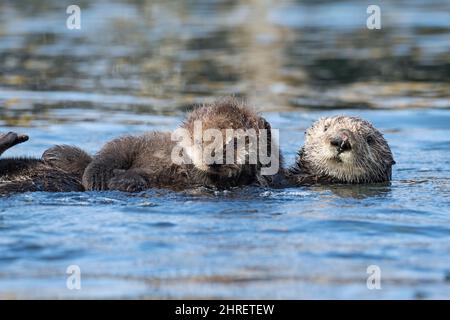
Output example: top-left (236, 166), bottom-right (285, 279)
top-left (16, 134), bottom-right (29, 144)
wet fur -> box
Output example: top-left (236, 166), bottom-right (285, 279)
top-left (0, 133), bottom-right (92, 194)
top-left (1, 113), bottom-right (394, 194)
top-left (83, 98), bottom-right (283, 192)
top-left (0, 158), bottom-right (84, 194)
top-left (287, 116), bottom-right (395, 184)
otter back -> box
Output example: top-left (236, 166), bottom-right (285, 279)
top-left (0, 158), bottom-right (84, 194)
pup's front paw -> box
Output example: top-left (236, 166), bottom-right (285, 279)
top-left (42, 145), bottom-right (92, 177)
top-left (108, 170), bottom-right (148, 192)
top-left (82, 163), bottom-right (114, 191)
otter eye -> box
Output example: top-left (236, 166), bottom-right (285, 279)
top-left (366, 136), bottom-right (374, 144)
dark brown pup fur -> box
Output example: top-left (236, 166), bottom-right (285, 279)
top-left (0, 132), bottom-right (92, 194)
top-left (83, 98), bottom-right (283, 192)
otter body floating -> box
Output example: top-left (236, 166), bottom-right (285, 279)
top-left (1, 106), bottom-right (395, 194)
top-left (82, 97), bottom-right (283, 192)
top-left (0, 132), bottom-right (91, 195)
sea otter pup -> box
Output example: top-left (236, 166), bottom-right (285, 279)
top-left (82, 98), bottom-right (282, 192)
top-left (287, 116), bottom-right (395, 184)
top-left (0, 132), bottom-right (92, 194)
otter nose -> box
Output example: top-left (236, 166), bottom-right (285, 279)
top-left (330, 132), bottom-right (351, 152)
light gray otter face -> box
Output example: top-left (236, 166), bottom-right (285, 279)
top-left (180, 98), bottom-right (266, 179)
top-left (301, 116), bottom-right (395, 183)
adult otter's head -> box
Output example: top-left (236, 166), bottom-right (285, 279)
top-left (294, 116), bottom-right (395, 184)
top-left (179, 98), bottom-right (271, 181)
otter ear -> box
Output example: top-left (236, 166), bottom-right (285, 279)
top-left (391, 160), bottom-right (396, 165)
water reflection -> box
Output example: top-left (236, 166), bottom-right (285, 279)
top-left (1, 0), bottom-right (449, 123)
top-left (311, 183), bottom-right (392, 199)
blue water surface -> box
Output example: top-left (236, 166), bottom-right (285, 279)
top-left (1, 109), bottom-right (449, 299)
top-left (0, 0), bottom-right (449, 299)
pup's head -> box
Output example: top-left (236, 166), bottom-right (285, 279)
top-left (299, 116), bottom-right (395, 183)
top-left (180, 98), bottom-right (269, 179)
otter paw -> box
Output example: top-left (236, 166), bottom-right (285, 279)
top-left (0, 132), bottom-right (29, 154)
top-left (82, 163), bottom-right (114, 191)
top-left (42, 145), bottom-right (92, 177)
top-left (108, 170), bottom-right (148, 192)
